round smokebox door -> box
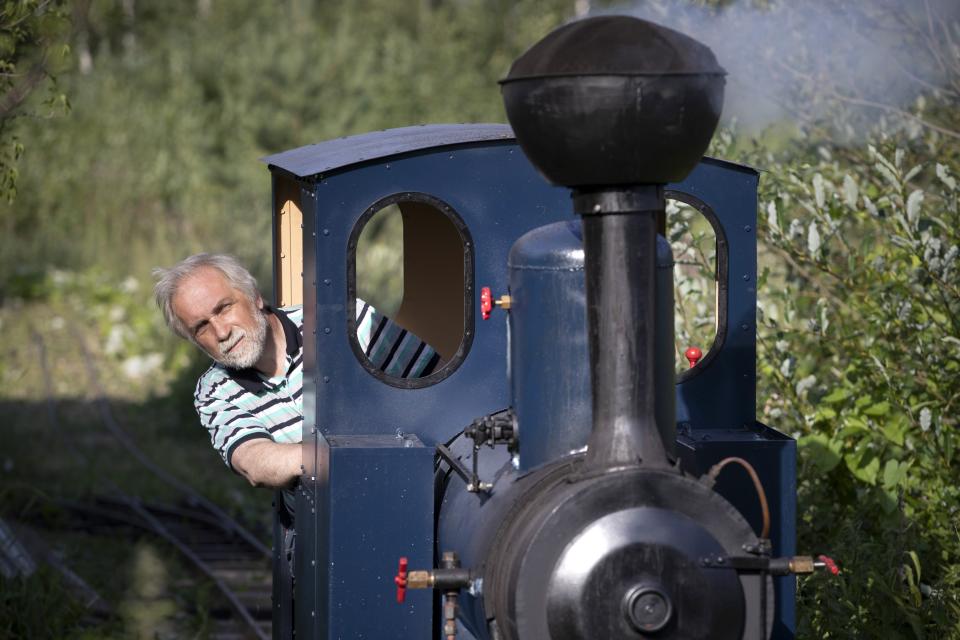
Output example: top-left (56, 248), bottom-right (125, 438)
top-left (545, 507), bottom-right (745, 640)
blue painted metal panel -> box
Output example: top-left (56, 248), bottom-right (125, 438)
top-left (326, 435), bottom-right (434, 639)
top-left (508, 223), bottom-right (676, 470)
top-left (677, 426), bottom-right (797, 640)
top-left (298, 138), bottom-right (572, 640)
top-left (297, 183), bottom-right (324, 639)
top-left (672, 159), bottom-right (760, 431)
top-left (309, 141), bottom-right (572, 447)
top-left (262, 124), bottom-right (514, 179)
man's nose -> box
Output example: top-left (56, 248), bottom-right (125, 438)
top-left (210, 316), bottom-right (231, 341)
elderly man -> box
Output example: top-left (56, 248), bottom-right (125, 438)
top-left (153, 253), bottom-right (438, 488)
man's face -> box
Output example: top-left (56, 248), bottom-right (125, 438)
top-left (171, 267), bottom-right (268, 369)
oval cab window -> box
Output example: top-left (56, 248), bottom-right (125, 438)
top-left (348, 193), bottom-right (473, 388)
top-left (667, 194), bottom-right (726, 377)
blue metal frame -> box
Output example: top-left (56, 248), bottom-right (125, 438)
top-left (671, 159), bottom-right (760, 430)
top-left (264, 125), bottom-right (796, 640)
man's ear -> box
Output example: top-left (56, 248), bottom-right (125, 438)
top-left (255, 294), bottom-right (264, 310)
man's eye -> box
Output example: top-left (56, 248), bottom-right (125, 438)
top-left (195, 323), bottom-right (208, 337)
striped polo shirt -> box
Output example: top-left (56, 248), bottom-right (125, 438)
top-left (355, 300), bottom-right (440, 378)
top-left (194, 303), bottom-right (438, 471)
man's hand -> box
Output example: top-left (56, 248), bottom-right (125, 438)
top-left (231, 440), bottom-right (302, 488)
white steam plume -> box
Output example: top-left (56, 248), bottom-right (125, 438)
top-left (595, 0), bottom-right (960, 137)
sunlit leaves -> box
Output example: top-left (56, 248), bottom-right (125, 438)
top-left (741, 30), bottom-right (960, 633)
top-left (935, 163), bottom-right (956, 191)
top-left (906, 190), bottom-right (924, 224)
top-left (800, 432), bottom-right (842, 474)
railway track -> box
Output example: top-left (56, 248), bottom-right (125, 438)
top-left (33, 331), bottom-right (274, 640)
top-left (59, 496), bottom-right (272, 640)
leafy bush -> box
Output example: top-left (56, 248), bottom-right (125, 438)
top-left (743, 114), bottom-right (960, 639)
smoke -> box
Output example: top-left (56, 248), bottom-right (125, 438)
top-left (595, 0), bottom-right (960, 136)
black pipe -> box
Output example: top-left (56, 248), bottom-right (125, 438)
top-left (575, 186), bottom-right (672, 470)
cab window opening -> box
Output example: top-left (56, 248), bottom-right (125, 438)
top-left (349, 193), bottom-right (473, 388)
top-left (667, 195), bottom-right (723, 375)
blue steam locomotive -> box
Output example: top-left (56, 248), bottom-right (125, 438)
top-left (260, 15), bottom-right (830, 640)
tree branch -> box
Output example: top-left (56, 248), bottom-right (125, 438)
top-left (0, 61), bottom-right (48, 120)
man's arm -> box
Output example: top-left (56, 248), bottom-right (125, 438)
top-left (231, 439), bottom-right (302, 488)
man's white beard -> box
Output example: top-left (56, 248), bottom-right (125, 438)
top-left (216, 310), bottom-right (268, 370)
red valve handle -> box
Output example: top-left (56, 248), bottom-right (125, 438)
top-left (818, 554), bottom-right (839, 575)
top-left (395, 557), bottom-right (408, 603)
top-left (480, 287), bottom-right (493, 320)
top-left (685, 346), bottom-right (703, 368)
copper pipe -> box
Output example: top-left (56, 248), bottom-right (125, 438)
top-left (707, 457), bottom-right (771, 539)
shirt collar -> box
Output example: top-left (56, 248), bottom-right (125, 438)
top-left (226, 305), bottom-right (302, 395)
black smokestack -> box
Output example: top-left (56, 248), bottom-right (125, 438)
top-left (500, 16), bottom-right (725, 469)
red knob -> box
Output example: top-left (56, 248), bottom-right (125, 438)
top-left (818, 554), bottom-right (840, 576)
top-left (685, 346), bottom-right (703, 368)
top-left (395, 557), bottom-right (408, 603)
top-left (480, 287), bottom-right (493, 320)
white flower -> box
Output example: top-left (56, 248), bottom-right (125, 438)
top-left (50, 269), bottom-right (71, 286)
top-left (122, 353), bottom-right (164, 380)
top-left (919, 407), bottom-right (932, 432)
top-left (104, 325), bottom-right (129, 356)
top-left (120, 276), bottom-right (140, 294)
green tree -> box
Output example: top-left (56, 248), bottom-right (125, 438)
top-left (714, 3), bottom-right (960, 634)
top-left (0, 0), bottom-right (585, 280)
top-left (0, 0), bottom-right (69, 202)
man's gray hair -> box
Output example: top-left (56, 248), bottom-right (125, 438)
top-left (153, 253), bottom-right (260, 339)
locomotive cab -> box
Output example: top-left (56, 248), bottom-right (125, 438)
top-left (263, 125), bottom-right (796, 640)
top-left (262, 16), bottom-right (802, 640)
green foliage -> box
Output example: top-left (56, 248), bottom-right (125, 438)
top-left (736, 82), bottom-right (960, 640)
top-left (0, 0), bottom-right (582, 284)
top-left (0, 0), bottom-right (70, 202)
top-left (681, 3), bottom-right (960, 634)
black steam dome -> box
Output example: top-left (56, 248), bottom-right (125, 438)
top-left (500, 16), bottom-right (726, 186)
